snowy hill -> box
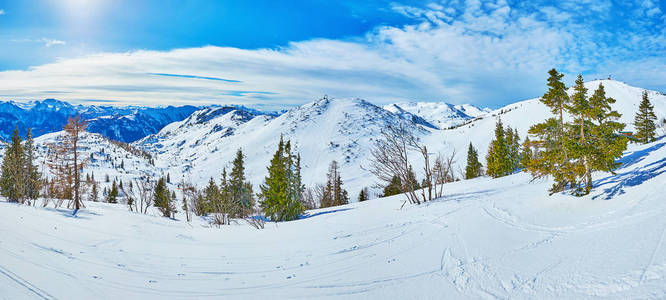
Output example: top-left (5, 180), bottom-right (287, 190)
top-left (133, 80), bottom-right (665, 202)
top-left (30, 132), bottom-right (163, 198)
top-left (136, 98), bottom-right (427, 198)
top-left (384, 101), bottom-right (491, 129)
top-left (422, 79), bottom-right (666, 175)
top-left (1, 136), bottom-right (665, 299)
top-left (0, 99), bottom-right (198, 142)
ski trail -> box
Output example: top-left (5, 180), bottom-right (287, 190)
top-left (0, 265), bottom-right (57, 300)
top-left (640, 222), bottom-right (666, 283)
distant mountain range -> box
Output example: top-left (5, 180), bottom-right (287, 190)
top-left (0, 99), bottom-right (198, 142)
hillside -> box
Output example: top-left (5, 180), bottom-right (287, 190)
top-left (136, 98), bottom-right (427, 198)
top-left (384, 102), bottom-right (490, 129)
top-left (31, 132), bottom-right (164, 200)
top-left (133, 80), bottom-right (665, 201)
top-left (420, 79), bottom-right (666, 174)
top-left (1, 137), bottom-right (665, 299)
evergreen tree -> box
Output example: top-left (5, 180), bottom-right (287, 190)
top-left (358, 188), bottom-right (369, 202)
top-left (528, 73), bottom-right (627, 195)
top-left (153, 177), bottom-right (173, 217)
top-left (259, 136), bottom-right (304, 221)
top-left (229, 149), bottom-right (254, 217)
top-left (521, 137), bottom-right (533, 170)
top-left (588, 83), bottom-right (627, 173)
top-left (204, 177), bottom-right (220, 215)
top-left (634, 91), bottom-right (657, 144)
top-left (566, 74), bottom-right (594, 194)
top-left (486, 119), bottom-right (512, 178)
top-left (528, 69), bottom-right (571, 193)
top-left (166, 173), bottom-right (171, 183)
top-left (89, 181), bottom-right (99, 202)
top-left (406, 166), bottom-right (420, 190)
top-left (465, 142), bottom-right (482, 179)
top-left (0, 127), bottom-right (26, 202)
top-left (383, 175), bottom-right (402, 197)
top-left (541, 68), bottom-right (570, 156)
top-left (23, 128), bottom-right (41, 201)
top-left (107, 180), bottom-right (118, 203)
top-left (321, 160), bottom-right (349, 208)
top-left (508, 128), bottom-right (521, 170)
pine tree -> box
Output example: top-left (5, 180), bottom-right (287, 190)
top-left (520, 137), bottom-right (533, 170)
top-left (321, 160), bottom-right (349, 208)
top-left (486, 119), bottom-right (512, 178)
top-left (229, 149), bottom-right (254, 217)
top-left (528, 69), bottom-right (572, 193)
top-left (588, 83), bottom-right (627, 173)
top-left (204, 177), bottom-right (220, 215)
top-left (634, 91), bottom-right (657, 144)
top-left (358, 188), bottom-right (369, 202)
top-left (259, 136), bottom-right (304, 221)
top-left (406, 166), bottom-right (420, 190)
top-left (508, 128), bottom-right (521, 170)
top-left (528, 73), bottom-right (627, 196)
top-left (566, 74), bottom-right (594, 194)
top-left (0, 127), bottom-right (26, 202)
top-left (153, 177), bottom-right (173, 217)
top-left (107, 180), bottom-right (118, 203)
top-left (89, 181), bottom-right (99, 202)
top-left (541, 68), bottom-right (570, 156)
top-left (383, 175), bottom-right (402, 197)
top-left (23, 128), bottom-right (41, 201)
top-left (465, 142), bottom-right (482, 179)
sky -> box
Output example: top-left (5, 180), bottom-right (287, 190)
top-left (0, 0), bottom-right (664, 109)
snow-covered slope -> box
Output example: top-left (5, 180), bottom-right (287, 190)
top-left (423, 79), bottom-right (666, 173)
top-left (137, 98), bottom-right (426, 198)
top-left (31, 132), bottom-right (163, 198)
top-left (1, 137), bottom-right (665, 299)
top-left (132, 80), bottom-right (665, 202)
top-left (384, 102), bottom-right (490, 129)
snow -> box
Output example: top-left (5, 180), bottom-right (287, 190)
top-left (1, 137), bottom-right (666, 299)
top-left (133, 80), bottom-right (666, 202)
top-left (383, 101), bottom-right (489, 129)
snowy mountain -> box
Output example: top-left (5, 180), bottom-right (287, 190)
top-left (136, 98), bottom-right (428, 198)
top-left (384, 101), bottom-right (491, 129)
top-left (2, 136), bottom-right (666, 299)
top-left (0, 99), bottom-right (198, 142)
top-left (134, 80), bottom-right (664, 202)
top-left (422, 79), bottom-right (666, 176)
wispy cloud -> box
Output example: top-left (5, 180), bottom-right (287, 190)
top-left (0, 9), bottom-right (5, 15)
top-left (148, 73), bottom-right (240, 83)
top-left (0, 1), bottom-right (663, 108)
top-left (41, 38), bottom-right (65, 47)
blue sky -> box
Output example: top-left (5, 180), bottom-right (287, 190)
top-left (0, 0), bottom-right (664, 108)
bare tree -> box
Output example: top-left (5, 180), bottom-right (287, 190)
top-left (369, 122), bottom-right (422, 205)
top-left (179, 179), bottom-right (199, 222)
top-left (46, 116), bottom-right (88, 210)
top-left (134, 178), bottom-right (154, 214)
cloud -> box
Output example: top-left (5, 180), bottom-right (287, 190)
top-left (0, 9), bottom-right (5, 15)
top-left (41, 38), bottom-right (66, 47)
top-left (0, 1), bottom-right (663, 109)
top-left (147, 73), bottom-right (240, 82)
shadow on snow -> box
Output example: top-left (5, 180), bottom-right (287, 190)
top-left (593, 140), bottom-right (666, 200)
